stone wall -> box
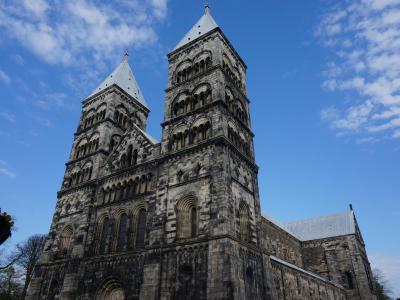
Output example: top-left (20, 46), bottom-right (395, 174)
top-left (270, 256), bottom-right (346, 300)
top-left (259, 216), bottom-right (303, 267)
top-left (302, 235), bottom-right (375, 300)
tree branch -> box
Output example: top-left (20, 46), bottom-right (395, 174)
top-left (0, 252), bottom-right (23, 270)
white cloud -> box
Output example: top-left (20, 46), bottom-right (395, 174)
top-left (0, 161), bottom-right (16, 178)
top-left (0, 0), bottom-right (168, 66)
top-left (0, 111), bottom-right (16, 123)
top-left (21, 0), bottom-right (49, 18)
top-left (318, 0), bottom-right (400, 141)
top-left (0, 69), bottom-right (11, 84)
top-left (370, 254), bottom-right (400, 297)
top-left (148, 0), bottom-right (168, 20)
top-left (392, 129), bottom-right (400, 138)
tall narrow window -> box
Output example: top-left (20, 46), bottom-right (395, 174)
top-left (48, 280), bottom-right (59, 300)
top-left (99, 218), bottom-right (111, 254)
top-left (132, 149), bottom-right (138, 165)
top-left (116, 214), bottom-right (128, 252)
top-left (239, 202), bottom-right (251, 242)
top-left (135, 209), bottom-right (146, 249)
top-left (190, 207), bottom-right (197, 237)
top-left (345, 271), bottom-right (354, 289)
top-left (127, 145), bottom-right (133, 166)
top-left (121, 154), bottom-right (126, 168)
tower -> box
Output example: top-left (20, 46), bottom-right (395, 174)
top-left (157, 5), bottom-right (269, 299)
top-left (27, 53), bottom-right (159, 299)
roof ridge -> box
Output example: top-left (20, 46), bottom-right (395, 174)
top-left (284, 210), bottom-right (352, 225)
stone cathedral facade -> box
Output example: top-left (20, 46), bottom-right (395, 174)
top-left (27, 7), bottom-right (376, 300)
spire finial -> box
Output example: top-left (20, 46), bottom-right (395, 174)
top-left (205, 2), bottom-right (210, 14)
top-left (349, 203), bottom-right (353, 211)
top-left (123, 49), bottom-right (129, 61)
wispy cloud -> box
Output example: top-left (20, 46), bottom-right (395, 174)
top-left (318, 0), bottom-right (400, 141)
top-left (0, 111), bottom-right (16, 123)
top-left (0, 0), bottom-right (168, 66)
top-left (370, 254), bottom-right (400, 297)
top-left (34, 92), bottom-right (68, 110)
top-left (0, 69), bottom-right (11, 84)
top-left (33, 115), bottom-right (52, 127)
top-left (12, 54), bottom-right (24, 66)
top-left (0, 160), bottom-right (16, 178)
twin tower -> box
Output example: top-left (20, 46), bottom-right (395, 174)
top-left (27, 6), bottom-right (375, 300)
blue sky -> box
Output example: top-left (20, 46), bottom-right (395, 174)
top-left (0, 0), bottom-right (399, 295)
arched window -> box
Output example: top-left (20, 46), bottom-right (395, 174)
top-left (59, 226), bottom-right (73, 253)
top-left (95, 279), bottom-right (125, 300)
top-left (116, 214), bottom-right (129, 252)
top-left (135, 209), bottom-right (147, 249)
top-left (176, 195), bottom-right (197, 239)
top-left (109, 135), bottom-right (121, 152)
top-left (239, 202), bottom-right (251, 242)
top-left (99, 218), bottom-right (112, 254)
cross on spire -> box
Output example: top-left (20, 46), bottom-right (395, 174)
top-left (123, 49), bottom-right (129, 61)
top-left (205, 2), bottom-right (210, 14)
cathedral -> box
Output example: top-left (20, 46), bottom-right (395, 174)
top-left (27, 6), bottom-right (377, 300)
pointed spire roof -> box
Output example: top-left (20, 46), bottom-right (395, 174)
top-left (88, 53), bottom-right (148, 108)
top-left (173, 4), bottom-right (219, 51)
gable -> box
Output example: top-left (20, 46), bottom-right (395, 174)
top-left (102, 125), bottom-right (158, 175)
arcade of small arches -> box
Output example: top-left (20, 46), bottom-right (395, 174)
top-left (65, 161), bottom-right (93, 188)
top-left (96, 206), bottom-right (148, 254)
top-left (101, 174), bottom-right (153, 204)
top-left (80, 105), bottom-right (107, 131)
top-left (75, 133), bottom-right (100, 159)
top-left (175, 52), bottom-right (212, 84)
top-left (222, 54), bottom-right (244, 92)
top-left (225, 87), bottom-right (248, 125)
top-left (114, 106), bottom-right (130, 130)
top-left (170, 117), bottom-right (212, 151)
top-left (171, 84), bottom-right (212, 118)
top-left (228, 122), bottom-right (251, 157)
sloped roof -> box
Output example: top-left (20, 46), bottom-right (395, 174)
top-left (135, 125), bottom-right (159, 144)
top-left (284, 211), bottom-right (356, 241)
top-left (173, 6), bottom-right (218, 51)
top-left (88, 54), bottom-right (148, 108)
